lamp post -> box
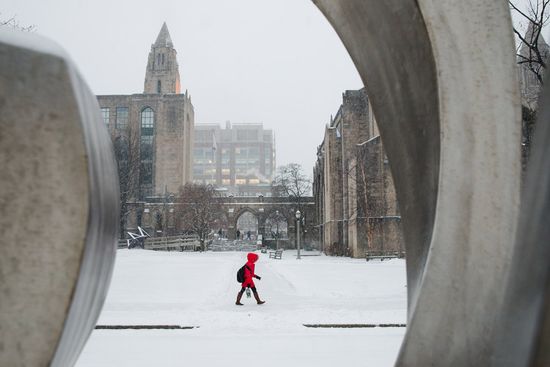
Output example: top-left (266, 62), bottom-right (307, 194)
top-left (275, 210), bottom-right (280, 251)
top-left (296, 210), bottom-right (301, 260)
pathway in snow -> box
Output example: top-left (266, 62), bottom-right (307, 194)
top-left (76, 250), bottom-right (407, 367)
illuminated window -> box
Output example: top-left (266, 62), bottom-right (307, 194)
top-left (248, 179), bottom-right (260, 185)
top-left (235, 179), bottom-right (246, 185)
top-left (222, 179), bottom-right (230, 185)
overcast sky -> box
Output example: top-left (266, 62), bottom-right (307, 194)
top-left (2, 0), bottom-right (364, 175)
top-left (2, 0), bottom-right (547, 175)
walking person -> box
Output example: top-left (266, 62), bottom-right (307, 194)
top-left (236, 229), bottom-right (241, 240)
top-left (236, 253), bottom-right (265, 305)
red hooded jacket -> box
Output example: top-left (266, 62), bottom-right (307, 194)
top-left (242, 252), bottom-right (259, 288)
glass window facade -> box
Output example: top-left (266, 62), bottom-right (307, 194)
top-left (193, 124), bottom-right (275, 193)
top-left (237, 129), bottom-right (257, 141)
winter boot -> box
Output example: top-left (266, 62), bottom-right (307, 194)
top-left (236, 291), bottom-right (244, 306)
top-left (252, 290), bottom-right (265, 305)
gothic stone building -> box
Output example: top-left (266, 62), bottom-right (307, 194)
top-left (313, 89), bottom-right (403, 258)
top-left (97, 23), bottom-right (194, 201)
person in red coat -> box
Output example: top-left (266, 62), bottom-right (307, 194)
top-left (236, 252), bottom-right (266, 305)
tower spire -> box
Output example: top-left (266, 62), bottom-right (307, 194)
top-left (144, 22), bottom-right (181, 94)
top-left (154, 22), bottom-right (173, 48)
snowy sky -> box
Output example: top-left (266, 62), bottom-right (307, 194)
top-left (1, 0), bottom-right (547, 174)
top-left (1, 0), bottom-right (363, 175)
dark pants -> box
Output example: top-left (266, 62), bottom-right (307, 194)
top-left (239, 286), bottom-right (256, 294)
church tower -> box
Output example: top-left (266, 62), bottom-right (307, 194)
top-left (144, 22), bottom-right (181, 94)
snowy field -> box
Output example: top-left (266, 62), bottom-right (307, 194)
top-left (76, 250), bottom-right (407, 367)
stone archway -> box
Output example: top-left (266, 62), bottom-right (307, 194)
top-left (235, 210), bottom-right (259, 240)
top-left (230, 207), bottom-right (261, 240)
top-left (263, 208), bottom-right (290, 240)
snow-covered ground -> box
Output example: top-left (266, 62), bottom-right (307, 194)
top-left (76, 250), bottom-right (407, 367)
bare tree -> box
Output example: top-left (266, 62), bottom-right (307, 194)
top-left (0, 14), bottom-right (35, 32)
top-left (112, 126), bottom-right (141, 238)
top-left (272, 163), bottom-right (312, 212)
top-left (175, 183), bottom-right (225, 251)
top-left (510, 1), bottom-right (550, 169)
top-left (510, 0), bottom-right (550, 85)
top-left (272, 163), bottom-right (312, 246)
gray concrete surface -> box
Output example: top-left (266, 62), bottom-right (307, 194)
top-left (0, 30), bottom-right (119, 367)
top-left (493, 72), bottom-right (550, 367)
top-left (314, 0), bottom-right (522, 365)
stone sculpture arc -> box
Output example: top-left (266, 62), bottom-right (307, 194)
top-left (0, 30), bottom-right (119, 367)
top-left (314, 0), bottom-right (522, 365)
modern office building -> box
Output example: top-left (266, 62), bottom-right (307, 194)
top-left (193, 121), bottom-right (276, 196)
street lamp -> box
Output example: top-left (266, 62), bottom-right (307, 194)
top-left (296, 210), bottom-right (301, 260)
top-left (275, 210), bottom-right (280, 251)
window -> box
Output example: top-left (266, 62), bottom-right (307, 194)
top-left (140, 161), bottom-right (153, 185)
top-left (140, 136), bottom-right (154, 161)
top-left (101, 107), bottom-right (109, 127)
top-left (162, 53), bottom-right (165, 65)
top-left (139, 107), bottom-right (155, 193)
top-left (141, 107), bottom-right (155, 134)
top-left (116, 107), bottom-right (128, 130)
top-left (195, 130), bottom-right (213, 142)
top-left (237, 130), bottom-right (258, 141)
top-left (157, 80), bottom-right (161, 94)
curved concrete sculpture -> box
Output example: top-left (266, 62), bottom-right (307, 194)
top-left (493, 76), bottom-right (550, 366)
top-left (314, 0), bottom-right (521, 365)
top-left (0, 30), bottom-right (119, 367)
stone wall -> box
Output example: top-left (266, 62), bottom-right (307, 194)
top-left (313, 88), bottom-right (403, 258)
top-left (97, 93), bottom-right (194, 198)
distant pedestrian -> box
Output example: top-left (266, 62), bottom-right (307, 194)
top-left (247, 230), bottom-right (251, 240)
top-left (236, 229), bottom-right (241, 240)
top-left (236, 253), bottom-right (265, 305)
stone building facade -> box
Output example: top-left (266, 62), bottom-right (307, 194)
top-left (97, 23), bottom-right (194, 200)
top-left (313, 88), bottom-right (403, 258)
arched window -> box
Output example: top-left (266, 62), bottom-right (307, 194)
top-left (140, 107), bottom-right (155, 195)
top-left (141, 107), bottom-right (155, 132)
top-left (157, 80), bottom-right (162, 94)
top-left (161, 53), bottom-right (165, 65)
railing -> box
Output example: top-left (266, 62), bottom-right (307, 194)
top-left (118, 235), bottom-right (201, 252)
top-left (209, 239), bottom-right (258, 252)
